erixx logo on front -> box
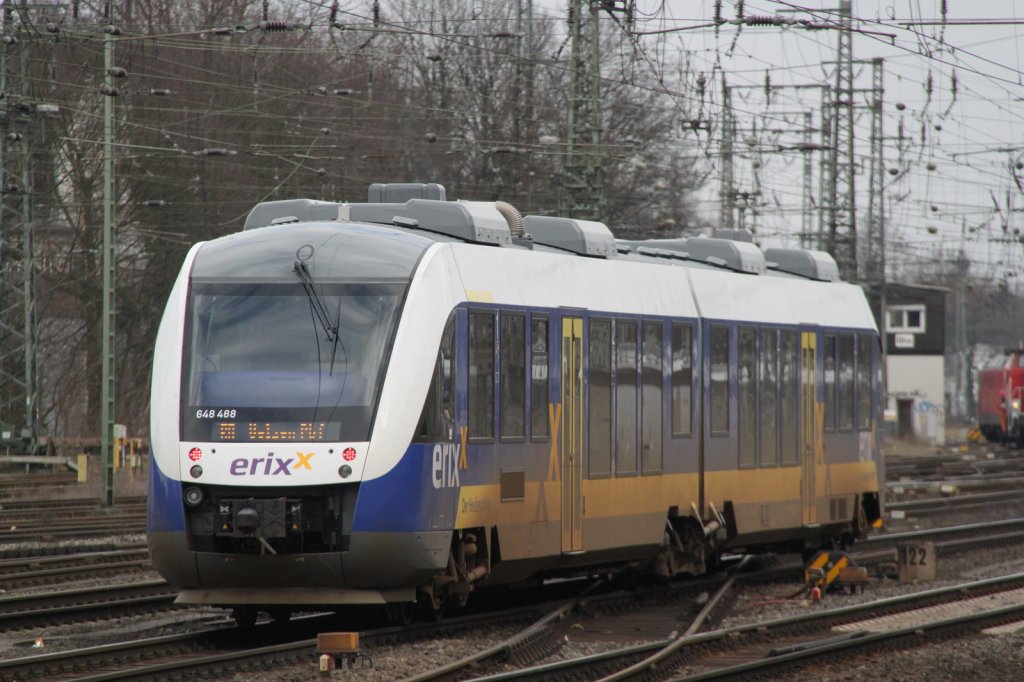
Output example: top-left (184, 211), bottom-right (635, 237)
top-left (230, 452), bottom-right (314, 476)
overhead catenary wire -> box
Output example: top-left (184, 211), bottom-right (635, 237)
top-left (6, 0), bottom-right (1022, 281)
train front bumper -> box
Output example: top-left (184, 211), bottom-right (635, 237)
top-left (149, 528), bottom-right (450, 606)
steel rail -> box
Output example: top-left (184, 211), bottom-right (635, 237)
top-left (465, 571), bottom-right (1024, 682)
top-left (0, 605), bottom-right (548, 681)
top-left (668, 600), bottom-right (1024, 680)
top-left (0, 547), bottom-right (148, 573)
top-left (886, 489), bottom-right (1024, 513)
top-left (0, 558), bottom-right (151, 590)
top-left (0, 580), bottom-right (176, 628)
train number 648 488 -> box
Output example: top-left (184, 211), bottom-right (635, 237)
top-left (196, 409), bottom-right (237, 419)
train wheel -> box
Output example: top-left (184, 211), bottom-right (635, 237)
top-left (417, 592), bottom-right (445, 622)
top-left (232, 606), bottom-right (258, 629)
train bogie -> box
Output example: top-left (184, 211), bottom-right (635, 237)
top-left (147, 184), bottom-right (884, 618)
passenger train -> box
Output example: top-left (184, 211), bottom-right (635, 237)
top-left (147, 183), bottom-right (884, 624)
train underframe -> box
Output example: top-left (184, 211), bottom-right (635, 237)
top-left (160, 484), bottom-right (879, 626)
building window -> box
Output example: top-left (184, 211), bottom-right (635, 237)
top-left (499, 313), bottom-right (526, 440)
top-left (531, 316), bottom-right (549, 440)
top-left (469, 311), bottom-right (495, 440)
top-left (887, 305), bottom-right (925, 333)
top-left (671, 323), bottom-right (693, 437)
top-left (588, 319), bottom-right (612, 476)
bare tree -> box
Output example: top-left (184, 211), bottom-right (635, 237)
top-left (7, 0), bottom-right (707, 441)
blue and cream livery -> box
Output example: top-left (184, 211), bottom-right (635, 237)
top-left (147, 183), bottom-right (883, 622)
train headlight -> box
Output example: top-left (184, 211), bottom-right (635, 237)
top-left (189, 465), bottom-right (203, 479)
top-left (338, 464), bottom-right (352, 479)
top-left (183, 486), bottom-right (204, 507)
top-left (1014, 399), bottom-right (1021, 412)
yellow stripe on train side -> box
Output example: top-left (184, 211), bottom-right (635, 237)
top-left (454, 472), bottom-right (700, 529)
top-left (704, 460), bottom-right (880, 506)
top-left (456, 460), bottom-right (879, 530)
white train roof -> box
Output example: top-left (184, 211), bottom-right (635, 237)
top-left (239, 183), bottom-right (874, 330)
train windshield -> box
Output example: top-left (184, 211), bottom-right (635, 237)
top-left (181, 281), bottom-right (405, 443)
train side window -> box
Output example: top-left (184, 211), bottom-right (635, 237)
top-left (615, 320), bottom-right (638, 476)
top-left (759, 329), bottom-right (778, 466)
top-left (738, 327), bottom-right (757, 468)
top-left (856, 334), bottom-right (873, 430)
top-left (589, 319), bottom-right (612, 476)
top-left (710, 325), bottom-right (730, 436)
top-left (469, 311), bottom-right (495, 440)
top-left (531, 316), bottom-right (549, 440)
top-left (823, 334), bottom-right (836, 432)
top-left (779, 331), bottom-right (799, 465)
top-left (838, 334), bottom-right (855, 430)
top-left (671, 323), bottom-right (693, 437)
top-left (415, 316), bottom-right (455, 442)
top-left (500, 313), bottom-right (526, 441)
top-left (641, 321), bottom-right (663, 474)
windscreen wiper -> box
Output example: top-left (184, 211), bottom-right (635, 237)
top-left (328, 296), bottom-right (343, 376)
top-left (294, 260), bottom-right (337, 344)
top-left (294, 260), bottom-right (346, 376)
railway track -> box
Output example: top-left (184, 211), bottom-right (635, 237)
top-left (0, 604), bottom-right (545, 680)
top-left (0, 547), bottom-right (151, 590)
top-left (0, 618), bottom-right (305, 681)
top-left (402, 518), bottom-right (1024, 680)
top-left (0, 496), bottom-right (146, 513)
top-left (861, 517), bottom-right (1024, 555)
top-left (400, 564), bottom-right (770, 682)
top-left (0, 472), bottom-right (78, 491)
top-left (886, 473), bottom-right (1024, 496)
top-left (885, 449), bottom-right (1024, 480)
top-left (0, 491), bottom-right (147, 545)
top-left (0, 515), bottom-right (146, 543)
top-left (3, 516), bottom-right (1023, 678)
top-left (457, 572), bottom-right (1024, 681)
top-left (0, 539), bottom-right (144, 561)
top-left (885, 489), bottom-right (1024, 516)
top-left (0, 580), bottom-right (178, 631)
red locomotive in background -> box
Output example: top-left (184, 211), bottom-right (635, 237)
top-left (978, 349), bottom-right (1024, 445)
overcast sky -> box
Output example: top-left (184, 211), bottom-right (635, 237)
top-left (536, 1), bottom-right (1024, 284)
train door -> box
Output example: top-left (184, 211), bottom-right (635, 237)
top-left (560, 316), bottom-right (584, 553)
top-left (800, 331), bottom-right (819, 526)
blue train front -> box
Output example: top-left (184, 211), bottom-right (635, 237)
top-left (148, 200), bottom-right (467, 618)
top-left (149, 183), bottom-right (885, 622)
